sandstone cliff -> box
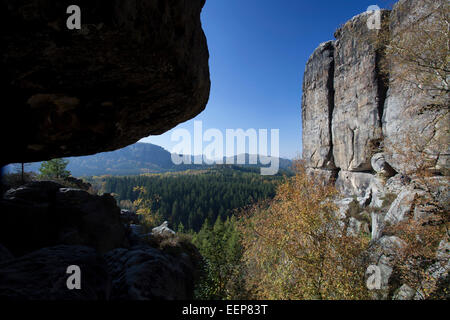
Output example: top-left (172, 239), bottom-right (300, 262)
top-left (303, 0), bottom-right (448, 189)
top-left (302, 0), bottom-right (449, 299)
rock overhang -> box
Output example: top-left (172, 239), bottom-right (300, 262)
top-left (0, 0), bottom-right (211, 166)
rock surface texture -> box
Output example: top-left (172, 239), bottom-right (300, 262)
top-left (0, 0), bottom-right (210, 165)
top-left (105, 245), bottom-right (199, 300)
top-left (381, 0), bottom-right (450, 175)
top-left (0, 181), bottom-right (128, 256)
top-left (0, 246), bottom-right (110, 300)
top-left (332, 11), bottom-right (389, 172)
top-left (302, 41), bottom-right (336, 170)
top-left (0, 183), bottom-right (202, 300)
top-left (302, 0), bottom-right (449, 299)
top-left (0, 1), bottom-right (208, 299)
top-left (0, 242), bottom-right (200, 300)
top-left (302, 0), bottom-right (448, 182)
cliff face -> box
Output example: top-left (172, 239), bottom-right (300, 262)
top-left (332, 11), bottom-right (388, 173)
top-left (303, 9), bottom-right (392, 197)
top-left (382, 0), bottom-right (449, 175)
top-left (302, 0), bottom-right (448, 194)
top-left (0, 0), bottom-right (210, 165)
top-left (302, 0), bottom-right (449, 299)
top-left (302, 41), bottom-right (335, 171)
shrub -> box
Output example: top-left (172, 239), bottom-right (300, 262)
top-left (240, 161), bottom-right (370, 300)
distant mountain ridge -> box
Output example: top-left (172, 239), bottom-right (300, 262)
top-left (4, 143), bottom-right (293, 177)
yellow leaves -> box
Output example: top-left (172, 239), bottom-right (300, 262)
top-left (132, 186), bottom-right (162, 232)
top-left (240, 161), bottom-right (369, 300)
top-left (133, 185), bottom-right (147, 195)
top-left (136, 207), bottom-right (150, 215)
top-left (386, 211), bottom-right (449, 299)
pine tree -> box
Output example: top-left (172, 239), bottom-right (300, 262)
top-left (39, 158), bottom-right (71, 179)
top-left (177, 221), bottom-right (185, 234)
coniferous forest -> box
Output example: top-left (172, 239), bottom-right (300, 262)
top-left (95, 166), bottom-right (288, 232)
top-left (84, 165), bottom-right (290, 299)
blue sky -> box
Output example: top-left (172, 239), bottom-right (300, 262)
top-left (141, 0), bottom-right (392, 159)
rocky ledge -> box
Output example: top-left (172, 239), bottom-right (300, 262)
top-left (0, 0), bottom-right (210, 165)
top-left (0, 182), bottom-right (201, 300)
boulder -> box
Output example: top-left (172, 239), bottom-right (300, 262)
top-left (0, 245), bottom-right (110, 300)
top-left (63, 177), bottom-right (92, 191)
top-left (0, 181), bottom-right (128, 256)
top-left (3, 180), bottom-right (61, 202)
top-left (371, 153), bottom-right (396, 178)
top-left (0, 242), bottom-right (203, 300)
top-left (335, 170), bottom-right (374, 197)
top-left (393, 284), bottom-right (416, 300)
top-left (385, 174), bottom-right (410, 195)
top-left (383, 91), bottom-right (450, 176)
top-left (384, 187), bottom-right (423, 225)
top-left (0, 0), bottom-right (210, 165)
top-left (104, 245), bottom-right (200, 300)
top-left (410, 179), bottom-right (445, 221)
top-left (335, 197), bottom-right (371, 236)
top-left (152, 221), bottom-right (176, 238)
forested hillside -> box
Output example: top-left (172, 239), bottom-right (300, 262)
top-left (4, 142), bottom-right (293, 177)
top-left (96, 166), bottom-right (287, 232)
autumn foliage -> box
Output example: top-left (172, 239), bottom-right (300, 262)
top-left (387, 215), bottom-right (449, 299)
top-left (239, 161), bottom-right (370, 299)
top-left (132, 186), bottom-right (163, 232)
